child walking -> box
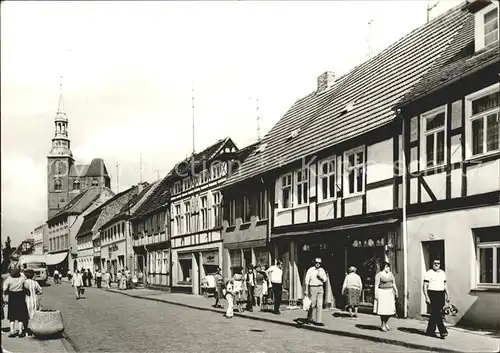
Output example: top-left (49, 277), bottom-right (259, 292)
top-left (24, 269), bottom-right (43, 336)
top-left (224, 279), bottom-right (235, 319)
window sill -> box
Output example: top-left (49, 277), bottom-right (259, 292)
top-left (470, 286), bottom-right (500, 293)
top-left (293, 204), bottom-right (309, 210)
top-left (317, 198), bottom-right (337, 206)
top-left (343, 192), bottom-right (365, 200)
top-left (418, 164), bottom-right (446, 174)
top-left (276, 208), bottom-right (293, 214)
top-left (465, 150), bottom-right (500, 163)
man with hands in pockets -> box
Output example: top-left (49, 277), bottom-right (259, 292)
top-left (304, 257), bottom-right (328, 326)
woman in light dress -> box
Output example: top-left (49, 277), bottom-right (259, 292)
top-left (232, 271), bottom-right (244, 313)
top-left (373, 261), bottom-right (398, 332)
top-left (342, 266), bottom-right (363, 318)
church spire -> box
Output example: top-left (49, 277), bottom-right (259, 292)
top-left (57, 76), bottom-right (65, 115)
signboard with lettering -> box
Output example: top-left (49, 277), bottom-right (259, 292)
top-left (202, 251), bottom-right (218, 265)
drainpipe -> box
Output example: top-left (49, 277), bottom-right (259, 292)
top-left (399, 109), bottom-right (409, 318)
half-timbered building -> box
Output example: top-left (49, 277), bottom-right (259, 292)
top-left (218, 143), bottom-right (268, 278)
top-left (396, 0), bottom-right (499, 329)
top-left (129, 180), bottom-right (170, 288)
top-left (169, 138), bottom-right (242, 294)
top-left (224, 5), bottom-right (470, 313)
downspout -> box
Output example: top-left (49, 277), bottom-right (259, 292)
top-left (399, 109), bottom-right (409, 318)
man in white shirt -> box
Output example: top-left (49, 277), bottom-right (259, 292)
top-left (53, 269), bottom-right (60, 284)
top-left (266, 261), bottom-right (283, 314)
top-left (423, 258), bottom-right (449, 339)
top-left (304, 258), bottom-right (328, 326)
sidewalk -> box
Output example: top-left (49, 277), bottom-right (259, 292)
top-left (1, 318), bottom-right (74, 353)
top-left (105, 286), bottom-right (499, 353)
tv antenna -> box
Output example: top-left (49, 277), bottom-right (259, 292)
top-left (427, 1), bottom-right (440, 23)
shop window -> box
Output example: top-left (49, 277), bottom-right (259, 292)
top-left (243, 195), bottom-right (252, 223)
top-left (254, 248), bottom-right (270, 269)
top-left (179, 257), bottom-right (192, 283)
top-left (213, 191), bottom-right (222, 227)
top-left (230, 249), bottom-right (243, 276)
top-left (319, 157), bottom-right (336, 201)
top-left (344, 146), bottom-right (365, 196)
top-left (295, 168), bottom-right (309, 205)
top-left (476, 227), bottom-right (500, 286)
top-left (200, 196), bottom-right (208, 230)
top-left (466, 84), bottom-right (499, 158)
top-left (421, 106), bottom-right (446, 168)
top-left (280, 173), bottom-right (292, 209)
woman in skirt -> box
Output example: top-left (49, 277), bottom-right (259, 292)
top-left (373, 261), bottom-right (398, 332)
top-left (2, 266), bottom-right (30, 338)
top-left (342, 266), bottom-right (363, 317)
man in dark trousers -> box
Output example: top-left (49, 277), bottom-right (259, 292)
top-left (245, 265), bottom-right (256, 312)
top-left (423, 258), bottom-right (449, 339)
top-left (266, 260), bottom-right (283, 315)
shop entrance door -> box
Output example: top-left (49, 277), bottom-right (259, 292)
top-left (347, 245), bottom-right (385, 305)
top-left (422, 240), bottom-right (445, 314)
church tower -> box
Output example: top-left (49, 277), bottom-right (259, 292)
top-left (47, 78), bottom-right (74, 219)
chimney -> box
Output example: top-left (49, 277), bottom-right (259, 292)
top-left (137, 182), bottom-right (144, 194)
top-left (317, 71), bottom-right (335, 94)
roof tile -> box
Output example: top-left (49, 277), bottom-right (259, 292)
top-left (224, 5), bottom-right (469, 187)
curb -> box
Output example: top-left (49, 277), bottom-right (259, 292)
top-left (106, 289), bottom-right (466, 353)
top-left (60, 333), bottom-right (78, 353)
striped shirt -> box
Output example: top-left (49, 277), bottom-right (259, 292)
top-left (25, 279), bottom-right (42, 319)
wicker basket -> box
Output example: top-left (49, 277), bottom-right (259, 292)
top-left (30, 309), bottom-right (65, 338)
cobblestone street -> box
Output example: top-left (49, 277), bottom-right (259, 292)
top-left (40, 283), bottom-right (430, 353)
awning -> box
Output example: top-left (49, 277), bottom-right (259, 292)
top-left (44, 252), bottom-right (69, 266)
top-left (272, 218), bottom-right (399, 239)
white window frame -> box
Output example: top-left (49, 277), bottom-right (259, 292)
top-left (343, 146), bottom-right (366, 197)
top-left (476, 241), bottom-right (500, 287)
top-left (295, 168), bottom-right (309, 206)
top-left (200, 195), bottom-right (208, 230)
top-left (257, 190), bottom-right (267, 220)
top-left (474, 2), bottom-right (499, 51)
top-left (213, 191), bottom-right (222, 228)
top-left (162, 250), bottom-right (169, 274)
top-left (420, 105), bottom-right (447, 169)
top-left (280, 173), bottom-right (293, 209)
top-left (174, 203), bottom-right (182, 235)
top-left (184, 201), bottom-right (191, 234)
top-left (465, 83), bottom-right (500, 159)
top-left (484, 6), bottom-right (499, 47)
top-left (319, 157), bottom-right (337, 201)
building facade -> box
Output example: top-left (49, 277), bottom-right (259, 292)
top-left (223, 5), bottom-right (471, 314)
top-left (46, 82), bottom-right (110, 219)
top-left (47, 186), bottom-right (115, 273)
top-left (76, 185), bottom-right (143, 274)
top-left (130, 180), bottom-right (170, 288)
top-left (33, 224), bottom-right (48, 255)
top-left (168, 138), bottom-right (241, 294)
top-left (397, 0), bottom-right (499, 329)
top-left (100, 182), bottom-right (156, 280)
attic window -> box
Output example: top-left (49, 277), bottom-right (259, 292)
top-left (473, 2), bottom-right (499, 52)
top-left (287, 128), bottom-right (301, 141)
top-left (255, 143), bottom-right (268, 154)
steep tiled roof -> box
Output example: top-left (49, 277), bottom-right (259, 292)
top-left (85, 158), bottom-right (109, 177)
top-left (224, 5), bottom-right (469, 187)
top-left (99, 182), bottom-right (156, 229)
top-left (397, 12), bottom-right (499, 106)
top-left (77, 212), bottom-right (100, 237)
top-left (69, 164), bottom-right (89, 177)
top-left (48, 187), bottom-right (102, 222)
top-left (130, 138), bottom-right (234, 219)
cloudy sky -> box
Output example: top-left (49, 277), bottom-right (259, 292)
top-left (1, 0), bottom-right (462, 246)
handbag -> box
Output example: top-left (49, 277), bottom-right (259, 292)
top-left (302, 296), bottom-right (312, 311)
top-left (442, 302), bottom-right (458, 316)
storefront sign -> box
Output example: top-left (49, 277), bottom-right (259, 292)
top-left (202, 251), bottom-right (218, 265)
top-left (178, 253), bottom-right (192, 260)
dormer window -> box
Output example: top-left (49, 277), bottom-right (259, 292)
top-left (472, 1), bottom-right (499, 52)
top-left (484, 8), bottom-right (498, 47)
top-left (255, 143), bottom-right (267, 154)
top-left (287, 128), bottom-right (301, 141)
